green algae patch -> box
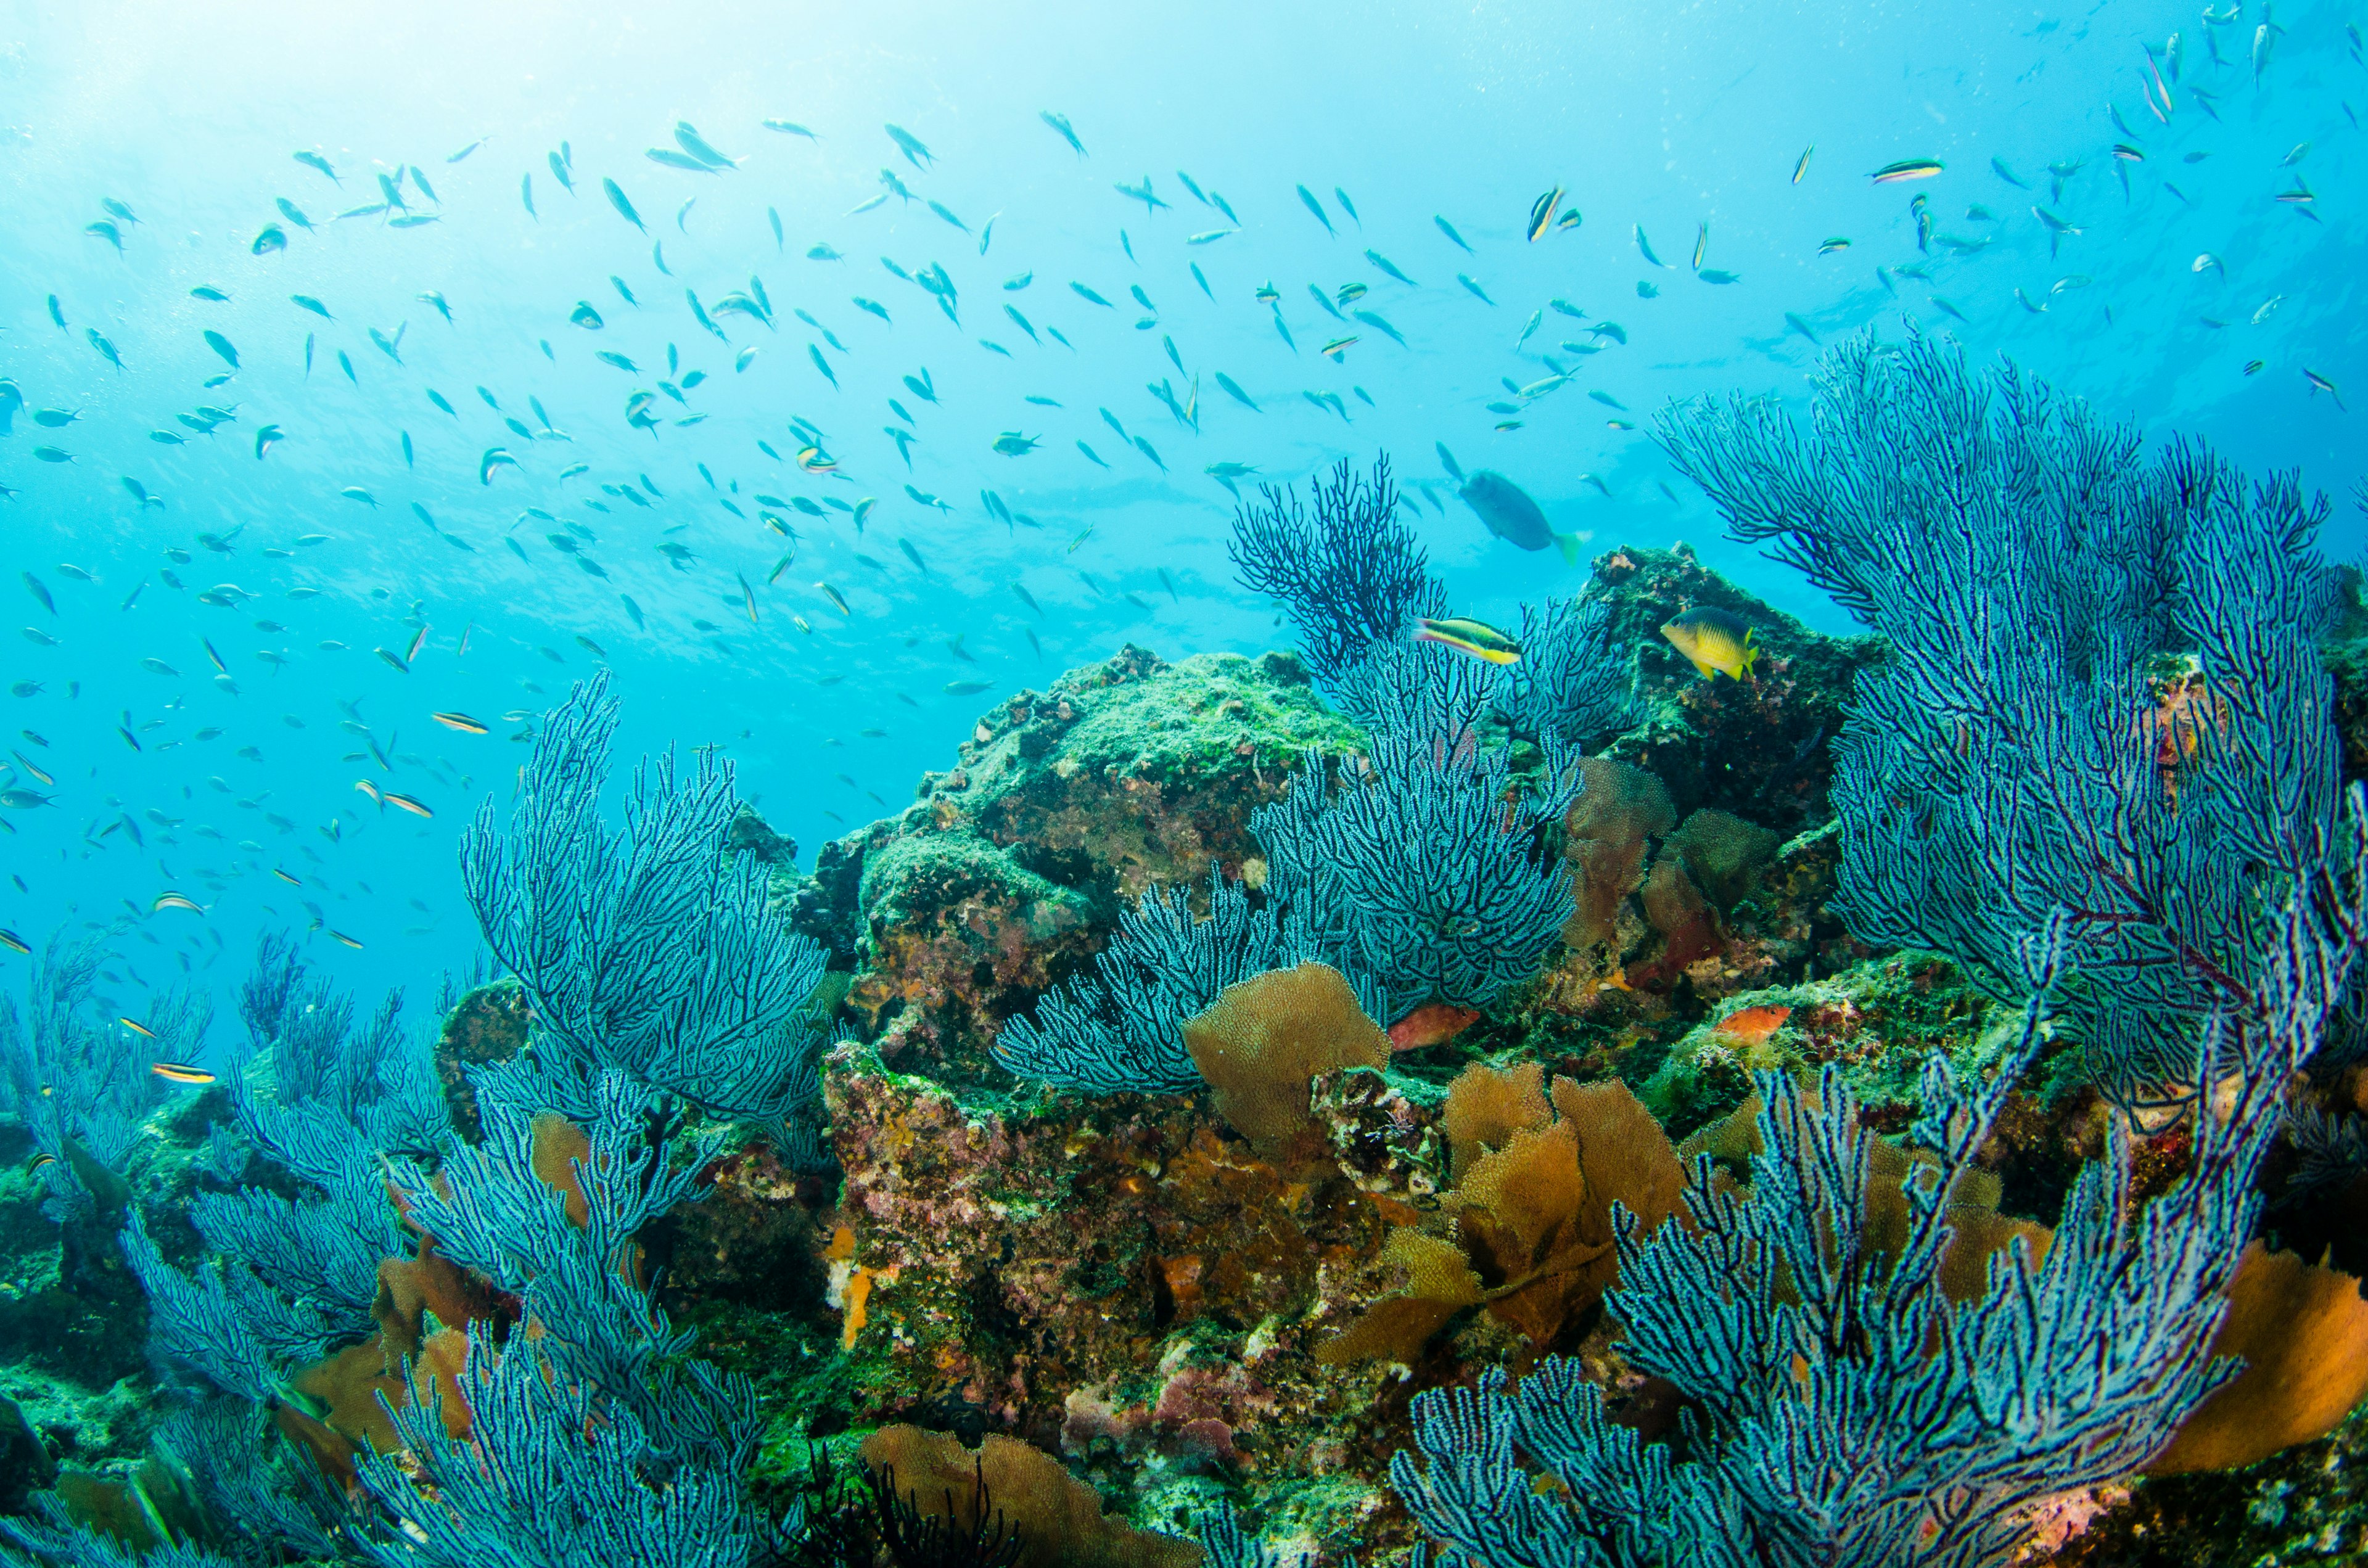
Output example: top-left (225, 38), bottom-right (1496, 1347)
top-left (857, 826), bottom-right (1095, 941)
top-left (1028, 651), bottom-right (1365, 790)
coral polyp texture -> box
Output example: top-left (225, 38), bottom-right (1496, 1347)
top-left (8, 388), bottom-right (2368, 1568)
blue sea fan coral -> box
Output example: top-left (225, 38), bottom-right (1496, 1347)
top-left (0, 936), bottom-right (187, 1218)
top-left (1504, 594), bottom-right (1643, 749)
top-left (1256, 696), bottom-right (1580, 1024)
top-left (357, 1323), bottom-right (765, 1568)
top-left (1229, 454), bottom-right (1444, 688)
top-left (386, 1067), bottom-right (758, 1473)
top-left (1391, 845), bottom-right (2368, 1567)
top-left (120, 1209), bottom-right (343, 1405)
top-left (118, 974), bottom-right (440, 1400)
top-left (992, 868), bottom-right (1389, 1095)
top-left (1323, 632), bottom-right (1496, 741)
top-left (459, 671), bottom-right (827, 1152)
top-left (0, 1401), bottom-right (366, 1568)
top-left (1659, 329), bottom-right (2346, 1108)
top-left (232, 934), bottom-right (448, 1159)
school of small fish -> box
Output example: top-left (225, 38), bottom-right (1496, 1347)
top-left (0, 4), bottom-right (2353, 1007)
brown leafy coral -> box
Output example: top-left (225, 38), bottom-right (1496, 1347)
top-left (859, 1422), bottom-right (1201, 1568)
top-left (1183, 964), bottom-right (1390, 1157)
top-left (1322, 1062), bottom-right (1685, 1364)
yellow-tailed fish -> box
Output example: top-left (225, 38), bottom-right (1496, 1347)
top-left (1413, 616), bottom-right (1522, 665)
top-left (0, 929), bottom-right (28, 954)
top-left (1869, 158), bottom-right (1945, 184)
top-left (355, 779), bottom-right (383, 804)
top-left (273, 868), bottom-right (302, 886)
top-left (1793, 146), bottom-right (1814, 184)
top-left (152, 892), bottom-right (204, 914)
top-left (120, 1017), bottom-right (158, 1039)
top-left (432, 711), bottom-right (489, 734)
top-left (151, 1061), bottom-right (216, 1085)
top-left (1526, 187), bottom-right (1563, 241)
top-left (816, 581), bottom-right (852, 617)
top-left (1660, 606), bottom-right (1759, 680)
top-left (330, 930), bottom-right (365, 950)
top-left (384, 792), bottom-right (433, 818)
top-left (407, 625), bottom-right (429, 662)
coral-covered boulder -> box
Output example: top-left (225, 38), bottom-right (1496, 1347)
top-left (1582, 541), bottom-right (1884, 838)
top-left (1464, 547), bottom-right (1881, 1078)
top-left (799, 1036), bottom-right (1425, 1541)
top-left (775, 646), bottom-right (1362, 1086)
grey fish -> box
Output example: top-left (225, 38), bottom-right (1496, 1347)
top-left (1460, 470), bottom-right (1584, 563)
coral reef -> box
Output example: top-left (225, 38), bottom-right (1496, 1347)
top-left (777, 644), bottom-right (1361, 1086)
top-left (7, 403), bottom-right (2368, 1568)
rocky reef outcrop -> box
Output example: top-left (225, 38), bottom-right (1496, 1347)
top-left (770, 645), bottom-right (1360, 1087)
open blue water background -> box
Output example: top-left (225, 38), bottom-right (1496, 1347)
top-left (0, 0), bottom-right (2359, 1039)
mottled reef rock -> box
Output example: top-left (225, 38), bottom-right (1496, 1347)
top-left (763, 644), bottom-right (1360, 1087)
top-left (1587, 541), bottom-right (1884, 839)
top-left (1437, 545), bottom-right (1878, 1099)
top-left (789, 1045), bottom-right (1421, 1546)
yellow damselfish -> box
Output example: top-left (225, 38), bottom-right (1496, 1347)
top-left (1660, 606), bottom-right (1758, 680)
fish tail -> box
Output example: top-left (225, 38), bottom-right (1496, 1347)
top-left (1555, 532), bottom-right (1584, 567)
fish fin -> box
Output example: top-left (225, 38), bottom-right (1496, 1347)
top-left (1740, 636), bottom-right (1761, 680)
top-left (1555, 532), bottom-right (1583, 566)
